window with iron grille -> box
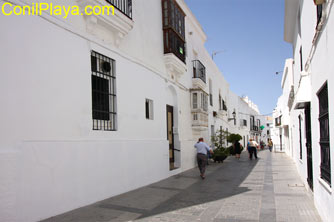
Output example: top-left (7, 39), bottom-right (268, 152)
top-left (106, 0), bottom-right (132, 19)
top-left (91, 51), bottom-right (117, 131)
top-left (317, 82), bottom-right (331, 185)
top-left (162, 0), bottom-right (186, 63)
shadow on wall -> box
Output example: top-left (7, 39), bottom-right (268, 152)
top-left (42, 151), bottom-right (259, 221)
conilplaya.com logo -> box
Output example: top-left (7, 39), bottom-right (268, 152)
top-left (1, 1), bottom-right (115, 19)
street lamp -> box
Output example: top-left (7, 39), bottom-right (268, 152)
top-left (211, 50), bottom-right (225, 60)
top-left (228, 111), bottom-right (236, 122)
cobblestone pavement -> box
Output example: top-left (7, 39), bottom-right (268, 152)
top-left (43, 149), bottom-right (322, 222)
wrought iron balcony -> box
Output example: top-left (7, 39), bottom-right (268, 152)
top-left (250, 125), bottom-right (259, 131)
top-left (193, 60), bottom-right (206, 83)
top-left (106, 0), bottom-right (132, 19)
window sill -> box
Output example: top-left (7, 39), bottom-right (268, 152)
top-left (318, 177), bottom-right (332, 194)
top-left (299, 159), bottom-right (303, 164)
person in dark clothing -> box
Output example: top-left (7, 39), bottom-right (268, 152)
top-left (234, 140), bottom-right (242, 159)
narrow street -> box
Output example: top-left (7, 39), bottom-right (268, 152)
top-left (43, 149), bottom-right (321, 222)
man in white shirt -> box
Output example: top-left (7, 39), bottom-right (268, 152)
top-left (194, 138), bottom-right (213, 179)
top-left (248, 138), bottom-right (258, 159)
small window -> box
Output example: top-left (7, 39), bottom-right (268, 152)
top-left (201, 93), bottom-right (208, 111)
top-left (193, 93), bottom-right (198, 109)
top-left (145, 99), bottom-right (154, 120)
top-left (193, 113), bottom-right (198, 120)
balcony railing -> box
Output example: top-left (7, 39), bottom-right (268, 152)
top-left (106, 0), bottom-right (132, 19)
top-left (251, 126), bottom-right (259, 131)
top-left (193, 60), bottom-right (206, 83)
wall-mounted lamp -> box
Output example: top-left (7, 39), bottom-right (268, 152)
top-left (228, 111), bottom-right (236, 122)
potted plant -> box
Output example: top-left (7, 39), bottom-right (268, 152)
top-left (211, 129), bottom-right (229, 163)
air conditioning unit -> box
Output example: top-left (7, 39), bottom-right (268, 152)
top-left (314, 0), bottom-right (325, 5)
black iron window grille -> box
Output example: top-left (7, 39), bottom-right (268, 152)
top-left (91, 51), bottom-right (117, 131)
top-left (192, 60), bottom-right (206, 83)
top-left (106, 0), bottom-right (132, 19)
top-left (162, 0), bottom-right (186, 63)
top-left (317, 82), bottom-right (331, 185)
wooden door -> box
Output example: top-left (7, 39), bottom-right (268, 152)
top-left (166, 105), bottom-right (174, 167)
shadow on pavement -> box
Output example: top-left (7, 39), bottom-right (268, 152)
top-left (43, 151), bottom-right (260, 221)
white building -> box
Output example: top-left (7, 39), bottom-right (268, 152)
top-left (0, 0), bottom-right (264, 221)
top-left (273, 0), bottom-right (334, 220)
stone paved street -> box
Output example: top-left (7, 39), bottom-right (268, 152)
top-left (43, 150), bottom-right (322, 222)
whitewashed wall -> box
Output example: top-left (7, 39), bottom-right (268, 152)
top-left (282, 0), bottom-right (334, 221)
top-left (0, 0), bottom-right (265, 221)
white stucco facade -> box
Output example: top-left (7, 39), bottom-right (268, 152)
top-left (0, 0), bottom-right (264, 221)
top-left (273, 0), bottom-right (334, 221)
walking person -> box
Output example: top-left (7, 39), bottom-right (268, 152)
top-left (233, 140), bottom-right (242, 159)
top-left (194, 138), bottom-right (213, 179)
top-left (248, 138), bottom-right (259, 160)
top-left (268, 139), bottom-right (273, 152)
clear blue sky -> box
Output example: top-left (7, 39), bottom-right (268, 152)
top-left (184, 0), bottom-right (292, 115)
